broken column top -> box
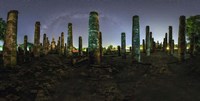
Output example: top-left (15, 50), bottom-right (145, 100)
top-left (35, 21), bottom-right (40, 25)
top-left (68, 23), bottom-right (72, 26)
top-left (180, 15), bottom-right (186, 19)
top-left (90, 11), bottom-right (98, 15)
top-left (133, 15), bottom-right (139, 18)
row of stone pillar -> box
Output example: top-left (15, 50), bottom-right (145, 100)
top-left (1, 10), bottom-right (190, 67)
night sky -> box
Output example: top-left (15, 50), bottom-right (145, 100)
top-left (1, 0), bottom-right (200, 48)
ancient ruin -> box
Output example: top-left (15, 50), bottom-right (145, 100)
top-left (88, 11), bottom-right (100, 64)
top-left (33, 21), bottom-right (41, 57)
top-left (61, 32), bottom-right (65, 55)
top-left (78, 36), bottom-right (83, 56)
top-left (178, 16), bottom-right (186, 61)
top-left (3, 10), bottom-right (18, 67)
top-left (169, 26), bottom-right (173, 55)
top-left (145, 26), bottom-right (150, 56)
top-left (121, 32), bottom-right (126, 59)
top-left (132, 15), bottom-right (140, 62)
top-left (67, 23), bottom-right (73, 57)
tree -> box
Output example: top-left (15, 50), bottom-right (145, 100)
top-left (186, 15), bottom-right (200, 52)
top-left (0, 18), bottom-right (6, 40)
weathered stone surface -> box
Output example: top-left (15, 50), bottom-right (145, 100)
top-left (88, 11), bottom-right (100, 64)
top-left (3, 10), bottom-right (18, 67)
top-left (33, 21), bottom-right (41, 58)
top-left (121, 32), bottom-right (126, 59)
top-left (145, 26), bottom-right (150, 56)
top-left (67, 23), bottom-right (73, 57)
top-left (132, 15), bottom-right (140, 62)
top-left (178, 16), bottom-right (186, 61)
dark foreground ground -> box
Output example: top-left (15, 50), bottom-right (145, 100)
top-left (0, 52), bottom-right (200, 101)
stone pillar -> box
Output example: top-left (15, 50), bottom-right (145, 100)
top-left (3, 10), bottom-right (18, 67)
top-left (150, 32), bottom-right (153, 52)
top-left (57, 37), bottom-right (61, 54)
top-left (165, 33), bottom-right (168, 53)
top-left (145, 26), bottom-right (150, 56)
top-left (33, 21), bottom-right (41, 57)
top-left (47, 37), bottom-right (50, 53)
top-left (61, 32), bottom-right (65, 55)
top-left (172, 40), bottom-right (174, 54)
top-left (64, 43), bottom-right (67, 56)
top-left (129, 47), bottom-right (132, 53)
top-left (99, 32), bottom-right (102, 61)
top-left (42, 33), bottom-right (47, 55)
top-left (117, 45), bottom-right (121, 56)
top-left (88, 11), bottom-right (100, 64)
top-left (132, 15), bottom-right (140, 62)
top-left (51, 37), bottom-right (56, 51)
top-left (121, 32), bottom-right (126, 59)
top-left (178, 16), bottom-right (186, 61)
top-left (78, 36), bottom-right (83, 56)
top-left (67, 23), bottom-right (73, 57)
top-left (152, 38), bottom-right (155, 52)
top-left (24, 35), bottom-right (28, 54)
top-left (143, 39), bottom-right (146, 53)
top-left (169, 26), bottom-right (173, 55)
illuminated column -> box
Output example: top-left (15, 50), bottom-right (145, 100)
top-left (169, 26), bottom-right (173, 54)
top-left (145, 26), bottom-right (150, 56)
top-left (78, 36), bottom-right (83, 56)
top-left (178, 16), bottom-right (186, 61)
top-left (61, 32), bottom-right (65, 55)
top-left (3, 10), bottom-right (18, 67)
top-left (132, 15), bottom-right (140, 62)
top-left (121, 32), bottom-right (126, 59)
top-left (88, 11), bottom-right (100, 64)
top-left (67, 23), bottom-right (73, 57)
top-left (33, 21), bottom-right (41, 57)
